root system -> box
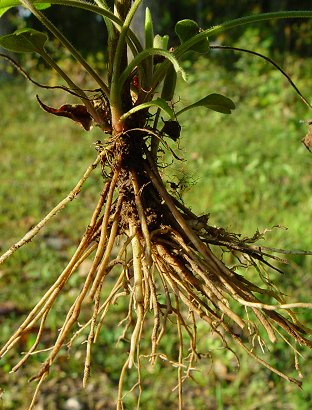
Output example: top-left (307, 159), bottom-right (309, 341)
top-left (1, 129), bottom-right (312, 410)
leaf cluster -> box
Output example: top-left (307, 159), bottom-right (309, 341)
top-left (0, 1), bottom-right (236, 133)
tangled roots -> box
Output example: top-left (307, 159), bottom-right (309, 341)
top-left (1, 133), bottom-right (312, 409)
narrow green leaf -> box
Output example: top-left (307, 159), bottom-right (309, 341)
top-left (0, 0), bottom-right (50, 17)
top-left (144, 7), bottom-right (154, 87)
top-left (0, 28), bottom-right (48, 53)
top-left (119, 98), bottom-right (174, 123)
top-left (145, 7), bottom-right (154, 49)
top-left (176, 93), bottom-right (235, 116)
top-left (175, 19), bottom-right (209, 53)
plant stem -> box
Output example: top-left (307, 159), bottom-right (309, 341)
top-left (47, 0), bottom-right (143, 54)
top-left (180, 11), bottom-right (312, 57)
top-left (210, 45), bottom-right (312, 109)
top-left (40, 51), bottom-right (109, 128)
top-left (20, 0), bottom-right (110, 96)
top-left (110, 0), bottom-right (143, 129)
top-left (152, 10), bottom-right (312, 92)
top-left (39, 50), bottom-right (83, 93)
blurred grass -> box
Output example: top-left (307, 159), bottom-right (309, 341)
top-left (0, 52), bottom-right (312, 409)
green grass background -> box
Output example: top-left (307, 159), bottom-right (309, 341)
top-left (0, 50), bottom-right (312, 409)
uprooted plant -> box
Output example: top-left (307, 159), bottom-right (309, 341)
top-left (1, 1), bottom-right (312, 408)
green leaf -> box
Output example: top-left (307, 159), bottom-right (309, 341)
top-left (119, 98), bottom-right (174, 123)
top-left (145, 7), bottom-right (154, 49)
top-left (175, 19), bottom-right (209, 53)
top-left (0, 28), bottom-right (48, 53)
top-left (176, 93), bottom-right (236, 116)
top-left (175, 20), bottom-right (199, 43)
top-left (144, 7), bottom-right (154, 87)
top-left (0, 0), bottom-right (50, 17)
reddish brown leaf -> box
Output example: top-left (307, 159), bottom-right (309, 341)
top-left (36, 95), bottom-right (93, 130)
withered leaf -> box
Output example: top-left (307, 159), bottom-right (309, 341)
top-left (36, 95), bottom-right (93, 131)
top-left (302, 121), bottom-right (312, 152)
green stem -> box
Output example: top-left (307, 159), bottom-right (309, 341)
top-left (94, 0), bottom-right (110, 8)
top-left (53, 0), bottom-right (140, 52)
top-left (151, 10), bottom-right (312, 93)
top-left (178, 11), bottom-right (312, 57)
top-left (40, 51), bottom-right (81, 91)
top-left (44, 0), bottom-right (143, 55)
top-left (94, 0), bottom-right (115, 51)
top-left (110, 0), bottom-right (143, 129)
top-left (20, 0), bottom-right (110, 96)
top-left (39, 50), bottom-right (102, 124)
top-left (210, 45), bottom-right (312, 110)
top-left (10, 0), bottom-right (143, 67)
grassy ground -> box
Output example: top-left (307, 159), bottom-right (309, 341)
top-left (0, 54), bottom-right (312, 409)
